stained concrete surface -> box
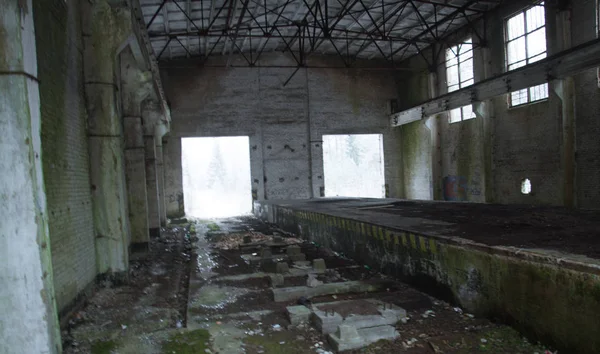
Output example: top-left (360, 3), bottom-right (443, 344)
top-left (62, 216), bottom-right (554, 353)
top-left (262, 198), bottom-right (600, 259)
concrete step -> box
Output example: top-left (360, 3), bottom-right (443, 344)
top-left (311, 299), bottom-right (406, 334)
top-left (328, 324), bottom-right (400, 352)
top-left (272, 280), bottom-right (387, 302)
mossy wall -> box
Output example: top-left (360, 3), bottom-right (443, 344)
top-left (401, 120), bottom-right (432, 200)
top-left (34, 0), bottom-right (97, 313)
top-left (270, 205), bottom-right (600, 354)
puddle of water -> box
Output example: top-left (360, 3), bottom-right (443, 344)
top-left (191, 285), bottom-right (251, 310)
top-left (195, 236), bottom-right (219, 280)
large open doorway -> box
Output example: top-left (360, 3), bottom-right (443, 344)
top-left (182, 136), bottom-right (252, 218)
top-left (322, 134), bottom-right (385, 198)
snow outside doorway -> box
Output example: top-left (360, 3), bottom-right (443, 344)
top-left (182, 137), bottom-right (252, 218)
top-left (322, 134), bottom-right (385, 198)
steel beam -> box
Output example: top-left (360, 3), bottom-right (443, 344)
top-left (390, 38), bottom-right (600, 127)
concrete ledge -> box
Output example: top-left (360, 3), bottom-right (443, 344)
top-left (328, 324), bottom-right (400, 352)
top-left (257, 201), bottom-right (600, 354)
top-left (311, 299), bottom-right (406, 334)
top-left (271, 281), bottom-right (385, 302)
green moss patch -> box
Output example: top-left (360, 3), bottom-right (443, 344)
top-left (162, 329), bottom-right (210, 354)
top-left (244, 331), bottom-right (315, 354)
top-left (90, 339), bottom-right (119, 354)
top-left (207, 222), bottom-right (221, 231)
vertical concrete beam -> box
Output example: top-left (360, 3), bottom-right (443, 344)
top-left (427, 70), bottom-right (442, 200)
top-left (164, 136), bottom-right (185, 218)
top-left (0, 0), bottom-right (61, 351)
top-left (155, 135), bottom-right (167, 226)
top-left (124, 116), bottom-right (150, 250)
top-left (145, 135), bottom-right (161, 237)
top-left (83, 0), bottom-right (132, 276)
top-left (473, 42), bottom-right (494, 203)
top-left (554, 10), bottom-right (576, 207)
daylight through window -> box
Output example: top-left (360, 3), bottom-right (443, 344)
top-left (506, 2), bottom-right (548, 106)
top-left (446, 38), bottom-right (475, 123)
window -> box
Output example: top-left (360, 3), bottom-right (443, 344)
top-left (506, 2), bottom-right (548, 106)
top-left (521, 178), bottom-right (532, 195)
top-left (446, 38), bottom-right (475, 123)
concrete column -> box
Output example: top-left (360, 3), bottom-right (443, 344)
top-left (473, 42), bottom-right (494, 203)
top-left (164, 136), bottom-right (185, 218)
top-left (83, 0), bottom-right (132, 277)
top-left (0, 0), bottom-right (61, 351)
top-left (426, 70), bottom-right (443, 200)
top-left (554, 10), bottom-right (576, 207)
top-left (124, 116), bottom-right (150, 250)
top-left (145, 135), bottom-right (161, 237)
top-left (156, 136), bottom-right (168, 226)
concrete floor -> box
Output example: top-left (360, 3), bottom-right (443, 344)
top-left (64, 216), bottom-right (554, 354)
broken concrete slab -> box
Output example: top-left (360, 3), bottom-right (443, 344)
top-left (275, 262), bottom-right (289, 273)
top-left (286, 245), bottom-right (302, 255)
top-left (260, 247), bottom-right (273, 258)
top-left (313, 258), bottom-right (326, 272)
top-left (311, 299), bottom-right (406, 334)
top-left (270, 274), bottom-right (285, 287)
top-left (287, 305), bottom-right (312, 325)
top-left (272, 281), bottom-right (386, 302)
top-left (289, 253), bottom-right (307, 262)
top-left (307, 274), bottom-right (323, 288)
top-left (328, 324), bottom-right (400, 352)
top-left (294, 260), bottom-right (311, 268)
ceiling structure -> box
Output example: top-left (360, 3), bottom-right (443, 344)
top-left (139, 0), bottom-right (504, 67)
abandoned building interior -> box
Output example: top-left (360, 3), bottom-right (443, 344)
top-left (3, 0), bottom-right (600, 353)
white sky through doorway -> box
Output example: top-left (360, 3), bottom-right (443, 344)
top-left (182, 136), bottom-right (252, 218)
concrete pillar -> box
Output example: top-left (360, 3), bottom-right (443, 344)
top-left (164, 136), bottom-right (185, 218)
top-left (124, 116), bottom-right (150, 250)
top-left (145, 135), bottom-right (161, 237)
top-left (156, 136), bottom-right (168, 226)
top-left (554, 10), bottom-right (576, 207)
top-left (426, 70), bottom-right (443, 200)
top-left (473, 42), bottom-right (494, 203)
top-left (0, 0), bottom-right (61, 351)
top-left (82, 0), bottom-right (132, 276)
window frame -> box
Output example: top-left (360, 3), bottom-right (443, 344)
top-left (445, 37), bottom-right (476, 123)
top-left (504, 1), bottom-right (548, 107)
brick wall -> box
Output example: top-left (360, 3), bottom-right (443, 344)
top-left (34, 0), bottom-right (97, 312)
top-left (161, 54), bottom-right (401, 206)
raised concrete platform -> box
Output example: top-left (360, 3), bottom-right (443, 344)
top-left (254, 198), bottom-right (600, 354)
top-left (311, 299), bottom-right (406, 334)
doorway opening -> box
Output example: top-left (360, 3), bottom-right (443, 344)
top-left (182, 136), bottom-right (252, 218)
top-left (322, 134), bottom-right (385, 198)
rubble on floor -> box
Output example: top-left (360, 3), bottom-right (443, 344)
top-left (63, 216), bottom-right (555, 354)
